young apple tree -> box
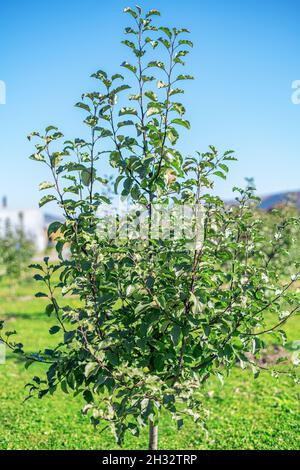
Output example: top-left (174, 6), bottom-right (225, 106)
top-left (1, 5), bottom-right (299, 449)
top-left (0, 226), bottom-right (34, 281)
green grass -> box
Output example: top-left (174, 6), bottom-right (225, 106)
top-left (0, 274), bottom-right (299, 450)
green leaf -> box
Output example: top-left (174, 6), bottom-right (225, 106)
top-left (119, 107), bottom-right (138, 117)
top-left (49, 325), bottom-right (60, 335)
top-left (175, 28), bottom-right (191, 35)
top-left (48, 221), bottom-right (62, 237)
top-left (35, 292), bottom-right (48, 298)
top-left (50, 152), bottom-right (65, 167)
top-left (148, 61), bottom-right (165, 70)
top-left (147, 107), bottom-right (160, 117)
top-left (30, 153), bottom-right (45, 162)
top-left (117, 120), bottom-right (134, 128)
top-left (123, 7), bottom-right (138, 18)
top-left (178, 39), bottom-right (193, 48)
top-left (171, 118), bottom-right (190, 130)
top-left (213, 171), bottom-right (226, 180)
top-left (215, 372), bottom-right (224, 385)
top-left (81, 169), bottom-right (92, 186)
top-left (112, 298), bottom-right (123, 311)
top-left (159, 27), bottom-right (172, 38)
top-left (61, 380), bottom-right (69, 394)
top-left (84, 362), bottom-right (98, 378)
top-left (122, 177), bottom-right (133, 196)
top-left (154, 355), bottom-right (164, 371)
top-left (167, 128), bottom-right (179, 145)
top-left (190, 292), bottom-right (202, 314)
top-left (39, 181), bottom-right (55, 191)
top-left (124, 27), bottom-right (138, 35)
top-left (141, 75), bottom-right (156, 83)
top-left (121, 61), bottom-right (137, 74)
top-left (29, 263), bottom-right (43, 271)
top-left (176, 74), bottom-right (194, 81)
top-left (129, 94), bottom-right (141, 101)
top-left (25, 359), bottom-right (35, 369)
top-left (114, 175), bottom-right (125, 194)
top-left (91, 69), bottom-right (110, 86)
top-left (171, 324), bottom-right (182, 347)
top-left (83, 389), bottom-right (93, 403)
top-left (106, 350), bottom-right (119, 366)
top-left (45, 125), bottom-right (58, 133)
top-left (75, 102), bottom-right (91, 112)
top-left (91, 69), bottom-right (107, 78)
top-left (145, 91), bottom-right (157, 101)
top-left (64, 330), bottom-right (76, 343)
top-left (177, 418), bottom-right (184, 430)
top-left (39, 195), bottom-right (56, 208)
top-left (157, 80), bottom-right (167, 89)
top-left (169, 88), bottom-right (184, 96)
top-left (45, 304), bottom-right (54, 317)
top-left (121, 40), bottom-right (136, 50)
top-left (113, 84), bottom-right (131, 94)
top-left (27, 131), bottom-right (41, 141)
top-left (171, 103), bottom-right (186, 115)
top-left (146, 9), bottom-right (160, 17)
top-left (219, 163), bottom-right (229, 173)
top-left (112, 73), bottom-right (124, 81)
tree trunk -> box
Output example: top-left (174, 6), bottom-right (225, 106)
top-left (149, 420), bottom-right (158, 450)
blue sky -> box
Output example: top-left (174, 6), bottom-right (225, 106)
top-left (0, 0), bottom-right (299, 210)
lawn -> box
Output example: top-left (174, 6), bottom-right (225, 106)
top-left (0, 273), bottom-right (299, 450)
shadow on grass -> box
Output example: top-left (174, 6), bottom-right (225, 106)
top-left (2, 312), bottom-right (46, 321)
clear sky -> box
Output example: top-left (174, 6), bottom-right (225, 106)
top-left (0, 0), bottom-right (299, 210)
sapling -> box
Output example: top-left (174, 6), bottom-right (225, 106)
top-left (0, 225), bottom-right (34, 281)
top-left (259, 202), bottom-right (300, 275)
top-left (1, 5), bottom-right (299, 450)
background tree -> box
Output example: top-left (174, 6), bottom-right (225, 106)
top-left (0, 223), bottom-right (34, 281)
top-left (1, 5), bottom-right (299, 450)
top-left (259, 201), bottom-right (300, 276)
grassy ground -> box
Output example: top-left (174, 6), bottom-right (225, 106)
top-left (0, 274), bottom-right (299, 450)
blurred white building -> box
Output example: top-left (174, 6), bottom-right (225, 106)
top-left (0, 198), bottom-right (47, 252)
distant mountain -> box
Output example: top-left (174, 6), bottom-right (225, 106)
top-left (43, 192), bottom-right (300, 228)
top-left (259, 191), bottom-right (300, 211)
